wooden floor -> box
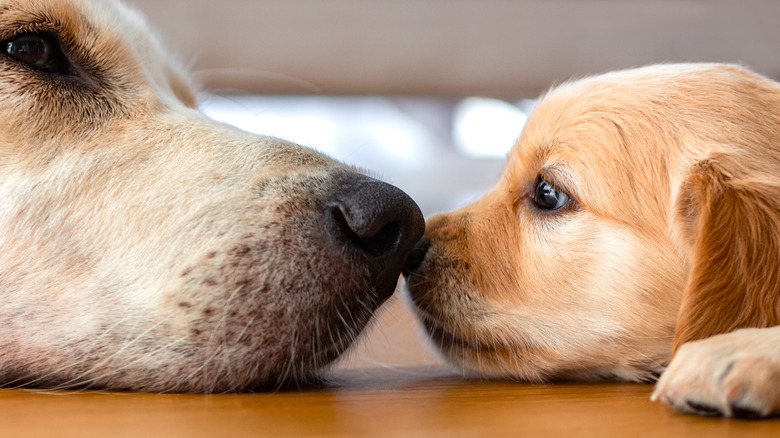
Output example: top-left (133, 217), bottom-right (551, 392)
top-left (2, 366), bottom-right (778, 438)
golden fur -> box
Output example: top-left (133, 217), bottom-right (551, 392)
top-left (0, 0), bottom-right (423, 391)
top-left (404, 63), bottom-right (780, 417)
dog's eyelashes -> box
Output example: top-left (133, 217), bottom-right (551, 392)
top-left (3, 33), bottom-right (71, 75)
top-left (532, 177), bottom-right (570, 211)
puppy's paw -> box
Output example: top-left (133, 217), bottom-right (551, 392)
top-left (651, 327), bottom-right (780, 418)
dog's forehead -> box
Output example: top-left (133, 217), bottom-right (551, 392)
top-left (511, 82), bottom-right (659, 178)
top-left (1, 0), bottom-right (142, 47)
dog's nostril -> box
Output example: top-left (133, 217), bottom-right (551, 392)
top-left (330, 204), bottom-right (402, 258)
top-left (402, 239), bottom-right (429, 277)
top-left (326, 176), bottom-right (424, 301)
top-left (327, 177), bottom-right (424, 263)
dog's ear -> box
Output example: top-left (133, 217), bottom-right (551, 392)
top-left (671, 155), bottom-right (780, 354)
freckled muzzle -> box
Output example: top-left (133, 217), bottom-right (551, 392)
top-left (168, 171), bottom-right (426, 392)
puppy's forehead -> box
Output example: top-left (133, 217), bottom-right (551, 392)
top-left (513, 62), bottom-right (773, 171)
top-left (507, 67), bottom-right (701, 225)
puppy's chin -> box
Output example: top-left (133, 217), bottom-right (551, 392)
top-left (411, 302), bottom-right (667, 384)
top-left (415, 313), bottom-right (550, 382)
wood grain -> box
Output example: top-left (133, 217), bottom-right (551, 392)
top-left (0, 366), bottom-right (777, 438)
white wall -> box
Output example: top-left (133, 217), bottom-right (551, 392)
top-left (128, 0), bottom-right (780, 97)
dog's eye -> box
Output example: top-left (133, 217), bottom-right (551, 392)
top-left (532, 178), bottom-right (570, 211)
top-left (3, 33), bottom-right (70, 74)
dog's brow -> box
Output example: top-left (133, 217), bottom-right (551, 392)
top-left (540, 163), bottom-right (577, 196)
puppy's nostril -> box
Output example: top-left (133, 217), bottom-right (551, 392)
top-left (330, 205), bottom-right (402, 258)
top-left (402, 239), bottom-right (429, 277)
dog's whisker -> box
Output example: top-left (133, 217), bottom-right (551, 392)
top-left (24, 318), bottom-right (166, 391)
top-left (281, 325), bottom-right (299, 390)
top-left (215, 285), bottom-right (245, 390)
top-left (2, 313), bottom-right (139, 389)
top-left (179, 296), bottom-right (238, 392)
top-left (233, 314), bottom-right (256, 347)
top-left (194, 68), bottom-right (323, 95)
top-left (47, 333), bottom-right (188, 391)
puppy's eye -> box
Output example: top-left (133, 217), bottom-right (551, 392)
top-left (3, 33), bottom-right (70, 74)
top-left (532, 178), bottom-right (570, 211)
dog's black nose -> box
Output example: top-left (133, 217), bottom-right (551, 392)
top-left (402, 238), bottom-right (429, 277)
top-left (327, 176), bottom-right (424, 298)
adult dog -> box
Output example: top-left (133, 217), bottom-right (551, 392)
top-left (0, 0), bottom-right (423, 392)
top-left (404, 63), bottom-right (780, 417)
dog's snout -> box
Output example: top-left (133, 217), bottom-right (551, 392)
top-left (327, 176), bottom-right (424, 298)
top-left (328, 178), bottom-right (423, 258)
top-left (402, 239), bottom-right (429, 277)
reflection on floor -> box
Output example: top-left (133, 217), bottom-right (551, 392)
top-left (200, 95), bottom-right (517, 369)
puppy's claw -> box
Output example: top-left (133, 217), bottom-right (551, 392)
top-left (652, 328), bottom-right (780, 418)
top-left (685, 400), bottom-right (724, 416)
top-left (730, 404), bottom-right (764, 419)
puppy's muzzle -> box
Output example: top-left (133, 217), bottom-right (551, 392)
top-left (328, 175), bottom-right (425, 300)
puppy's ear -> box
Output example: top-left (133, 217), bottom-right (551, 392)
top-left (672, 155), bottom-right (780, 354)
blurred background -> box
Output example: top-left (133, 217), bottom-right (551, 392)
top-left (127, 0), bottom-right (780, 371)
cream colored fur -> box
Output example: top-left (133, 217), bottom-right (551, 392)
top-left (0, 0), bottom-right (423, 392)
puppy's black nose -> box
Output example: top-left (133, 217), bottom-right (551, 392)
top-left (402, 239), bottom-right (429, 277)
top-left (327, 176), bottom-right (424, 298)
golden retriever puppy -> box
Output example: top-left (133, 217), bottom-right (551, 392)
top-left (404, 63), bottom-right (780, 417)
top-left (0, 0), bottom-right (423, 392)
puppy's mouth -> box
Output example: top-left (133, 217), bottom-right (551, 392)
top-left (419, 315), bottom-right (492, 354)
